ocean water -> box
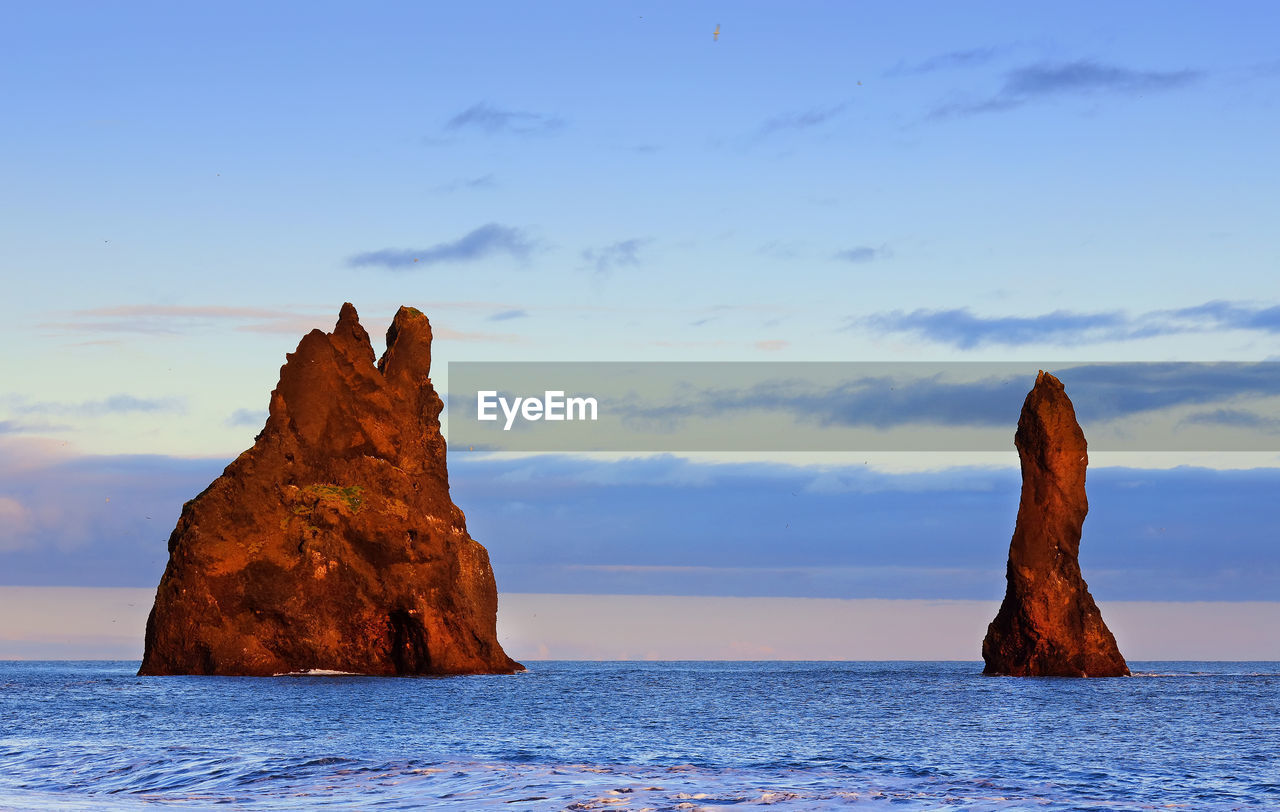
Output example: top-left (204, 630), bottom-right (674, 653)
top-left (0, 661), bottom-right (1276, 811)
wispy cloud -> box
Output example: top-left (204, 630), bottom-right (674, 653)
top-left (0, 419), bottom-right (71, 435)
top-left (6, 394), bottom-right (186, 418)
top-left (233, 317), bottom-right (339, 335)
top-left (444, 103), bottom-right (564, 136)
top-left (614, 375), bottom-right (1021, 431)
top-left (885, 46), bottom-right (1006, 76)
top-left (1174, 301), bottom-right (1280, 331)
top-left (604, 363), bottom-right (1280, 440)
top-left (756, 241), bottom-right (802, 260)
top-left (46, 302), bottom-right (525, 343)
top-left (582, 238), bottom-right (648, 274)
top-left (225, 408), bottom-right (266, 428)
top-left (349, 223), bottom-right (536, 270)
top-left (860, 301), bottom-right (1280, 348)
top-left (688, 303), bottom-right (793, 329)
top-left (39, 320), bottom-right (184, 336)
top-left (759, 102), bottom-right (849, 135)
top-left (75, 306), bottom-right (289, 320)
top-left (1006, 61), bottom-right (1199, 96)
top-left (433, 327), bottom-right (523, 344)
top-left (1180, 408), bottom-right (1280, 433)
top-left (488, 309), bottom-right (528, 322)
top-left (834, 245), bottom-right (886, 264)
top-left (930, 59), bottom-right (1203, 119)
top-left (43, 306), bottom-right (333, 338)
top-left (434, 174), bottom-right (497, 193)
top-left (864, 308), bottom-right (1127, 348)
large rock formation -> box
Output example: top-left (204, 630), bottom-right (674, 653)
top-left (982, 371), bottom-right (1129, 677)
top-left (139, 304), bottom-right (522, 676)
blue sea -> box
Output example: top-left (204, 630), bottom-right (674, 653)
top-left (1, 661), bottom-right (1277, 811)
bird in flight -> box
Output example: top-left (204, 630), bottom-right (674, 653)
top-left (713, 24), bottom-right (720, 42)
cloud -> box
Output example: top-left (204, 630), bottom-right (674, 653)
top-left (864, 308), bottom-right (1127, 348)
top-left (233, 316), bottom-right (341, 335)
top-left (444, 103), bottom-right (564, 136)
top-left (488, 309), bottom-right (528, 322)
top-left (47, 302), bottom-right (523, 345)
top-left (754, 340), bottom-right (789, 352)
top-left (860, 301), bottom-right (1280, 348)
top-left (40, 320), bottom-right (185, 336)
top-left (1006, 61), bottom-right (1201, 96)
top-left (435, 174), bottom-right (497, 193)
top-left (834, 246), bottom-right (885, 264)
top-left (45, 305), bottom-right (335, 338)
top-left (432, 326), bottom-right (523, 344)
top-left (450, 455), bottom-right (1280, 601)
top-left (759, 102), bottom-right (849, 135)
top-left (581, 238), bottom-right (648, 274)
top-left (0, 438), bottom-right (224, 584)
top-left (886, 46), bottom-right (1006, 76)
top-left (614, 374), bottom-right (1022, 431)
top-left (348, 224), bottom-right (536, 270)
top-left (930, 97), bottom-right (1025, 118)
top-left (225, 408), bottom-right (266, 428)
top-left (1173, 301), bottom-right (1280, 331)
top-left (0, 496), bottom-right (33, 551)
top-left (76, 306), bottom-right (290, 320)
top-left (3, 439), bottom-right (1279, 601)
top-left (930, 59), bottom-right (1203, 118)
top-left (0, 419), bottom-right (70, 435)
top-left (756, 241), bottom-right (802, 260)
top-left (1020, 363), bottom-right (1280, 423)
top-left (599, 363), bottom-right (1280, 442)
top-left (6, 394), bottom-right (186, 418)
top-left (1180, 408), bottom-right (1280, 433)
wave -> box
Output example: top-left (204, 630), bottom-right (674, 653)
top-left (3, 661), bottom-right (1277, 810)
top-left (0, 755), bottom-right (1220, 811)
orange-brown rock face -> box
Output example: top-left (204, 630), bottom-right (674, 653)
top-left (982, 371), bottom-right (1129, 677)
top-left (139, 304), bottom-right (522, 676)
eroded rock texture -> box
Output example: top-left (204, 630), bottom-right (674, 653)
top-left (982, 371), bottom-right (1129, 677)
top-left (139, 304), bottom-right (522, 676)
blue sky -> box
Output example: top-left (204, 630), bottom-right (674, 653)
top-left (2, 3), bottom-right (1279, 653)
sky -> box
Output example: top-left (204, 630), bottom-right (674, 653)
top-left (8, 589), bottom-right (1280, 661)
top-left (2, 2), bottom-right (1279, 658)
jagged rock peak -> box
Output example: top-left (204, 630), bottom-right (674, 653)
top-left (139, 304), bottom-right (522, 676)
